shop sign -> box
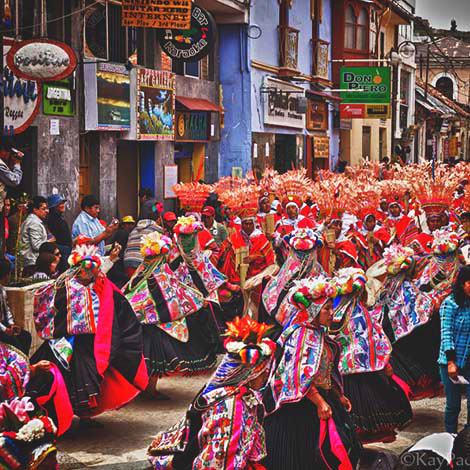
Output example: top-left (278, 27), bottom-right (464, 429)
top-left (2, 38), bottom-right (41, 135)
top-left (307, 100), bottom-right (328, 131)
top-left (43, 81), bottom-right (74, 116)
top-left (84, 62), bottom-right (131, 131)
top-left (6, 39), bottom-right (77, 82)
top-left (314, 135), bottom-right (330, 158)
top-left (365, 104), bottom-right (390, 119)
top-left (340, 67), bottom-right (391, 104)
top-left (176, 111), bottom-right (209, 141)
top-left (449, 136), bottom-right (458, 157)
top-left (137, 69), bottom-right (175, 140)
top-left (340, 104), bottom-right (364, 119)
top-left (122, 0), bottom-right (191, 29)
top-left (263, 77), bottom-right (305, 129)
top-left (158, 6), bottom-right (216, 63)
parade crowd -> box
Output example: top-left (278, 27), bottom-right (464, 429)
top-left (1, 144), bottom-right (470, 469)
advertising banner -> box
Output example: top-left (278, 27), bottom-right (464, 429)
top-left (340, 66), bottom-right (391, 104)
top-left (137, 69), bottom-right (175, 140)
top-left (122, 0), bottom-right (191, 29)
top-left (84, 62), bottom-right (130, 131)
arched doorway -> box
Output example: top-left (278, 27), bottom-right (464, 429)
top-left (435, 76), bottom-right (454, 100)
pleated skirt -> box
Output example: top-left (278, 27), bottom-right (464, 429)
top-left (343, 371), bottom-right (412, 439)
top-left (143, 308), bottom-right (218, 377)
top-left (262, 391), bottom-right (362, 470)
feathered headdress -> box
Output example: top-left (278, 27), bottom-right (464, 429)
top-left (313, 177), bottom-right (350, 220)
top-left (140, 232), bottom-right (172, 258)
top-left (173, 215), bottom-right (203, 235)
top-left (223, 316), bottom-right (276, 365)
top-left (68, 244), bottom-right (101, 271)
top-left (274, 169), bottom-right (312, 208)
top-left (172, 182), bottom-right (212, 213)
top-left (218, 185), bottom-right (260, 220)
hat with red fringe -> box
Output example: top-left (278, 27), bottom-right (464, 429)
top-left (273, 169), bottom-right (312, 209)
top-left (218, 185), bottom-right (260, 221)
top-left (68, 244), bottom-right (101, 271)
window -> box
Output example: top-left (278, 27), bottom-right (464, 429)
top-left (345, 6), bottom-right (356, 49)
top-left (436, 76), bottom-right (454, 100)
top-left (172, 54), bottom-right (212, 80)
top-left (46, 0), bottom-right (72, 44)
top-left (344, 5), bottom-right (368, 51)
top-left (357, 9), bottom-right (368, 50)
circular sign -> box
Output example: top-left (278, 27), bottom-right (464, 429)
top-left (6, 39), bottom-right (77, 82)
top-left (3, 39), bottom-right (42, 135)
top-left (158, 5), bottom-right (217, 63)
top-left (178, 115), bottom-right (185, 137)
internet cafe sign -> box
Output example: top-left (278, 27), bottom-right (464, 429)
top-left (263, 77), bottom-right (305, 129)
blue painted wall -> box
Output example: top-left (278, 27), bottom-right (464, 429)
top-left (219, 24), bottom-right (252, 177)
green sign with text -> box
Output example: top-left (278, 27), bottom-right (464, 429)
top-left (340, 66), bottom-right (391, 105)
top-left (43, 81), bottom-right (74, 116)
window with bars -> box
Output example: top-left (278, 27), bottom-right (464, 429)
top-left (172, 54), bottom-right (212, 81)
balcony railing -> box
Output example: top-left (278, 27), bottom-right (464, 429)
top-left (279, 26), bottom-right (299, 76)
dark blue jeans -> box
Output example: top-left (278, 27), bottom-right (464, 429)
top-left (439, 364), bottom-right (470, 433)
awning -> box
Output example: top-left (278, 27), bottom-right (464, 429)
top-left (306, 89), bottom-right (341, 102)
top-left (416, 98), bottom-right (438, 113)
top-left (176, 96), bottom-right (223, 112)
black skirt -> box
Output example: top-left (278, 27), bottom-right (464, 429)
top-left (31, 334), bottom-right (101, 417)
top-left (386, 314), bottom-right (441, 400)
top-left (262, 391), bottom-right (361, 470)
top-left (343, 371), bottom-right (412, 438)
top-left (143, 308), bottom-right (218, 377)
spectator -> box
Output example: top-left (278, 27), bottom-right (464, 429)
top-left (201, 205), bottom-right (228, 247)
top-left (113, 216), bottom-right (135, 254)
top-left (124, 210), bottom-right (162, 277)
top-left (162, 212), bottom-right (177, 237)
top-left (20, 196), bottom-right (52, 276)
top-left (46, 194), bottom-right (71, 273)
top-left (139, 188), bottom-right (157, 220)
top-left (0, 138), bottom-right (23, 212)
top-left (32, 252), bottom-right (58, 281)
top-left (0, 258), bottom-right (32, 355)
top-left (71, 195), bottom-right (117, 256)
top-left (439, 266), bottom-right (470, 433)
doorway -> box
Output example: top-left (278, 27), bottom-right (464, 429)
top-left (362, 126), bottom-right (371, 160)
top-left (117, 141), bottom-right (139, 220)
top-left (275, 134), bottom-right (297, 174)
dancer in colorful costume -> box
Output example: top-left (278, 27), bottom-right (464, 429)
top-left (148, 316), bottom-right (276, 470)
top-left (263, 276), bottom-right (361, 470)
top-left (218, 186), bottom-right (278, 319)
top-left (123, 232), bottom-right (218, 398)
top-left (261, 228), bottom-right (324, 326)
top-left (331, 268), bottom-right (412, 444)
top-left (383, 199), bottom-right (419, 247)
top-left (32, 244), bottom-right (148, 426)
top-left (372, 245), bottom-right (437, 400)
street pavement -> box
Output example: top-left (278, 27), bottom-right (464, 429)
top-left (57, 373), bottom-right (459, 470)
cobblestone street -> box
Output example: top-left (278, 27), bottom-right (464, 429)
top-left (57, 373), bottom-right (458, 470)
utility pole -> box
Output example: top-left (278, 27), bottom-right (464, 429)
top-left (424, 44), bottom-right (430, 101)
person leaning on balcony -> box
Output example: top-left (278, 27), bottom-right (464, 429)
top-left (20, 196), bottom-right (54, 277)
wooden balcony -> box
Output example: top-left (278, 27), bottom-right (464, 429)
top-left (279, 25), bottom-right (299, 77)
top-left (312, 39), bottom-right (330, 84)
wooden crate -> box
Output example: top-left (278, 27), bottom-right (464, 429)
top-left (5, 281), bottom-right (50, 356)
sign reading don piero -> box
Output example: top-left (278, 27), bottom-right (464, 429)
top-left (122, 0), bottom-right (191, 29)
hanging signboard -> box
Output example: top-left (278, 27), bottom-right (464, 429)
top-left (340, 67), bottom-right (391, 104)
top-left (137, 69), bottom-right (175, 141)
top-left (306, 100), bottom-right (328, 131)
top-left (43, 81), bottom-right (74, 116)
top-left (176, 111), bottom-right (209, 142)
top-left (314, 135), bottom-right (330, 158)
top-left (2, 38), bottom-right (41, 135)
top-left (6, 39), bottom-right (77, 82)
top-left (122, 0), bottom-right (191, 29)
top-left (158, 5), bottom-right (217, 63)
top-left (83, 2), bottom-right (108, 60)
top-left (164, 165), bottom-right (178, 199)
top-left (84, 62), bottom-right (131, 131)
top-left (263, 77), bottom-right (305, 129)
